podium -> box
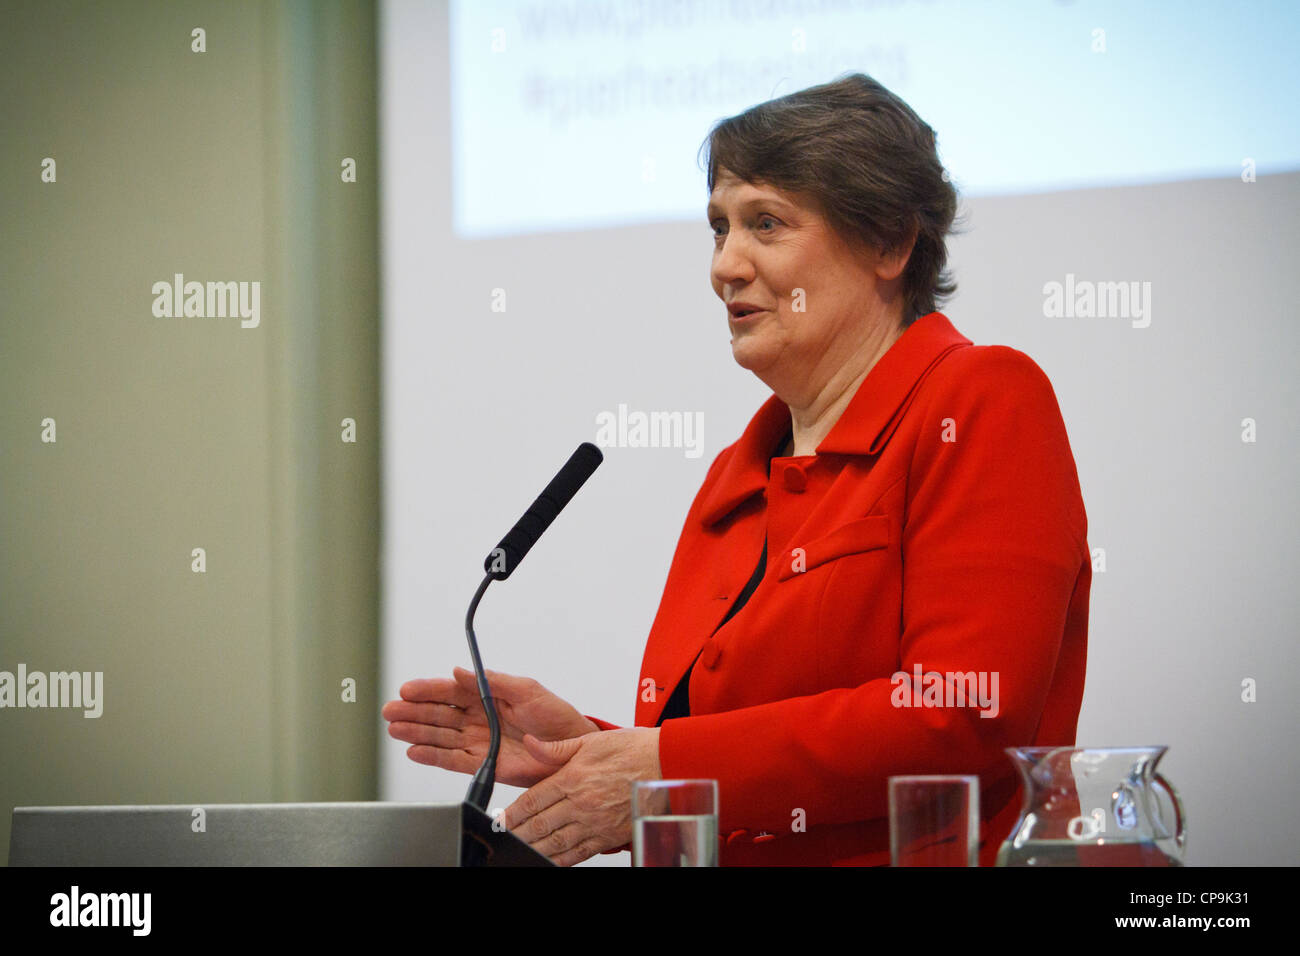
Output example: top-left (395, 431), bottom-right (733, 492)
top-left (8, 801), bottom-right (554, 867)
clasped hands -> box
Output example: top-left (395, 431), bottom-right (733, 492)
top-left (382, 667), bottom-right (661, 866)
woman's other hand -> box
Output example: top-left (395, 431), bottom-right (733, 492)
top-left (503, 727), bottom-right (662, 866)
top-left (382, 667), bottom-right (599, 789)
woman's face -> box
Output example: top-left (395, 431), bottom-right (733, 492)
top-left (708, 168), bottom-right (905, 398)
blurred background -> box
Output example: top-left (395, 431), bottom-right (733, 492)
top-left (2, 0), bottom-right (1297, 866)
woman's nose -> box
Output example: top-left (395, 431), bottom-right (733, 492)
top-left (711, 233), bottom-right (756, 287)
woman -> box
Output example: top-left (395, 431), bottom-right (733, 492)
top-left (383, 73), bottom-right (1090, 866)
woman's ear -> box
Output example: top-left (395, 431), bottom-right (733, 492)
top-left (875, 222), bottom-right (918, 282)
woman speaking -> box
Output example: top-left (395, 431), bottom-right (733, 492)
top-left (383, 73), bottom-right (1090, 867)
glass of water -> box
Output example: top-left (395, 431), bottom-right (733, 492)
top-left (632, 779), bottom-right (719, 867)
top-left (888, 775), bottom-right (980, 866)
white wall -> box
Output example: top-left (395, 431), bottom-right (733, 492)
top-left (379, 0), bottom-right (1300, 865)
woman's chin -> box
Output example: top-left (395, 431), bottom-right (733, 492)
top-left (729, 339), bottom-right (775, 373)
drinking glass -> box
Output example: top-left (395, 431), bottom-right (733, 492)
top-left (632, 779), bottom-right (719, 867)
top-left (889, 775), bottom-right (979, 866)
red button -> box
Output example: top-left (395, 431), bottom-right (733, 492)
top-left (782, 465), bottom-right (807, 493)
top-left (726, 829), bottom-right (749, 845)
top-left (700, 641), bottom-right (722, 669)
top-left (753, 832), bottom-right (776, 844)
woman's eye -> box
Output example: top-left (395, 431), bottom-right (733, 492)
top-left (757, 216), bottom-right (778, 232)
top-left (711, 221), bottom-right (727, 238)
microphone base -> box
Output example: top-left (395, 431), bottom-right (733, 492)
top-left (460, 802), bottom-right (554, 867)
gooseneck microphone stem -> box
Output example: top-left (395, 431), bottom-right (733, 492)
top-left (464, 572), bottom-right (499, 811)
top-left (460, 442), bottom-right (604, 814)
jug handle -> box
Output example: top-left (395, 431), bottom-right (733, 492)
top-left (1154, 772), bottom-right (1186, 854)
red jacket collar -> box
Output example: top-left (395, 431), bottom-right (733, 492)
top-left (699, 312), bottom-right (972, 527)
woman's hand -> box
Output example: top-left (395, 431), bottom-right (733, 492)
top-left (502, 726), bottom-right (662, 866)
top-left (382, 667), bottom-right (599, 789)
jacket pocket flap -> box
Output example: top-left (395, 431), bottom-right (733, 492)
top-left (778, 515), bottom-right (891, 581)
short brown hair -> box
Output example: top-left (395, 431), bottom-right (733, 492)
top-left (701, 73), bottom-right (959, 326)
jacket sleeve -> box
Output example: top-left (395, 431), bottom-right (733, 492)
top-left (655, 348), bottom-right (1089, 835)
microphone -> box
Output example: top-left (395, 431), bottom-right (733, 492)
top-left (482, 442), bottom-right (604, 580)
top-left (464, 442), bottom-right (604, 812)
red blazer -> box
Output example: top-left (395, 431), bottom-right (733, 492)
top-left (589, 312), bottom-right (1090, 865)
